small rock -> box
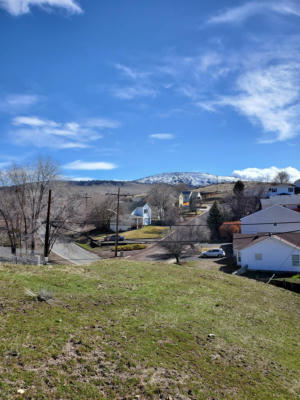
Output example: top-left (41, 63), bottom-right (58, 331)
top-left (207, 334), bottom-right (215, 339)
top-left (17, 389), bottom-right (25, 394)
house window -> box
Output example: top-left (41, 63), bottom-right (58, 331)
top-left (288, 187), bottom-right (294, 192)
top-left (237, 252), bottom-right (241, 262)
top-left (292, 255), bottom-right (300, 266)
top-left (273, 223), bottom-right (277, 226)
top-left (144, 209), bottom-right (148, 214)
top-left (255, 253), bottom-right (262, 261)
top-left (271, 188), bottom-right (277, 192)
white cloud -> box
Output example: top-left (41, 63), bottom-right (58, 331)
top-left (0, 0), bottom-right (82, 16)
top-left (112, 86), bottom-right (157, 100)
top-left (0, 94), bottom-right (40, 112)
top-left (85, 118), bottom-right (121, 129)
top-left (208, 1), bottom-right (300, 24)
top-left (114, 64), bottom-right (150, 81)
top-left (10, 115), bottom-right (120, 149)
top-left (112, 63), bottom-right (156, 100)
top-left (13, 116), bottom-right (56, 127)
top-left (218, 63), bottom-right (300, 142)
top-left (149, 133), bottom-right (174, 140)
top-left (63, 160), bottom-right (117, 170)
top-left (233, 166), bottom-right (300, 182)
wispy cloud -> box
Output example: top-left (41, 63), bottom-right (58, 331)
top-left (0, 0), bottom-right (82, 16)
top-left (233, 166), bottom-right (300, 182)
top-left (112, 63), bottom-right (157, 100)
top-left (0, 94), bottom-right (40, 112)
top-left (111, 86), bottom-right (157, 100)
top-left (149, 133), bottom-right (174, 140)
top-left (10, 115), bottom-right (120, 149)
top-left (218, 63), bottom-right (300, 142)
top-left (207, 1), bottom-right (300, 25)
top-left (63, 160), bottom-right (117, 170)
top-left (114, 63), bottom-right (150, 81)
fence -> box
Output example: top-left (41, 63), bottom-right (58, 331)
top-left (0, 254), bottom-right (43, 265)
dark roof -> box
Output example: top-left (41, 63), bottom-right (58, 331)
top-left (233, 232), bottom-right (300, 251)
top-left (181, 191), bottom-right (191, 195)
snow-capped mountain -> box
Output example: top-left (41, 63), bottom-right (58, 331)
top-left (136, 172), bottom-right (237, 187)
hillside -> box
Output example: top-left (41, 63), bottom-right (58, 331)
top-left (0, 260), bottom-right (299, 399)
top-left (136, 172), bottom-right (237, 186)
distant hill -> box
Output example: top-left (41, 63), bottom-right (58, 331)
top-left (135, 172), bottom-right (237, 187)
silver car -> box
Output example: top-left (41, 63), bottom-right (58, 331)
top-left (201, 248), bottom-right (225, 258)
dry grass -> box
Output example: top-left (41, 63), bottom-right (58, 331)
top-left (0, 260), bottom-right (299, 399)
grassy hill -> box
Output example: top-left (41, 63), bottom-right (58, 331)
top-left (0, 260), bottom-right (299, 399)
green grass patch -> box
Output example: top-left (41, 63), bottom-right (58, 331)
top-left (0, 260), bottom-right (299, 399)
top-left (122, 226), bottom-right (168, 240)
top-left (75, 242), bottom-right (96, 252)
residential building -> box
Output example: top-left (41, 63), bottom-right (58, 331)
top-left (267, 183), bottom-right (295, 197)
top-left (131, 203), bottom-right (151, 227)
top-left (261, 194), bottom-right (300, 210)
top-left (240, 205), bottom-right (300, 234)
top-left (179, 191), bottom-right (202, 207)
top-left (233, 232), bottom-right (300, 272)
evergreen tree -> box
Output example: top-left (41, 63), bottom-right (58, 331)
top-left (233, 180), bottom-right (245, 197)
top-left (207, 201), bottom-right (224, 240)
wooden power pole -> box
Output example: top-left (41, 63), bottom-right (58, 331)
top-left (44, 189), bottom-right (52, 261)
top-left (115, 188), bottom-right (121, 257)
top-left (106, 188), bottom-right (131, 257)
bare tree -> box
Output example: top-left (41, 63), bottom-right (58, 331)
top-left (0, 184), bottom-right (23, 254)
top-left (0, 158), bottom-right (58, 255)
top-left (161, 228), bottom-right (186, 264)
top-left (42, 183), bottom-right (82, 254)
top-left (147, 184), bottom-right (175, 222)
top-left (161, 225), bottom-right (208, 263)
top-left (88, 195), bottom-right (117, 232)
top-left (224, 183), bottom-right (267, 220)
top-left (273, 171), bottom-right (290, 184)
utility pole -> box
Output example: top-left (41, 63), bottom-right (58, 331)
top-left (81, 192), bottom-right (91, 225)
top-left (44, 189), bottom-right (52, 262)
top-left (106, 189), bottom-right (131, 257)
top-left (115, 187), bottom-right (120, 257)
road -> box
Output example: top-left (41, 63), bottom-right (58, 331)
top-left (38, 228), bottom-right (100, 265)
top-left (128, 206), bottom-right (212, 262)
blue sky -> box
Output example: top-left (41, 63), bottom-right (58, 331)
top-left (1, 0), bottom-right (300, 181)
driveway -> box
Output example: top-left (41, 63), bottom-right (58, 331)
top-left (128, 206), bottom-right (212, 262)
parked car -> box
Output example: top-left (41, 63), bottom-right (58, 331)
top-left (103, 235), bottom-right (125, 242)
top-left (200, 248), bottom-right (225, 258)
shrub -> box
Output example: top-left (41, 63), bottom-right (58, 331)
top-left (112, 244), bottom-right (147, 251)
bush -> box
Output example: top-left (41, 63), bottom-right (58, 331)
top-left (112, 244), bottom-right (147, 251)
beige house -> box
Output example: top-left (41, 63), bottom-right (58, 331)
top-left (179, 191), bottom-right (202, 207)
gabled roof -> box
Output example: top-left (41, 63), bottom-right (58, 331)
top-left (181, 191), bottom-right (192, 195)
top-left (261, 195), bottom-right (300, 208)
top-left (233, 232), bottom-right (300, 251)
top-left (241, 204), bottom-right (300, 223)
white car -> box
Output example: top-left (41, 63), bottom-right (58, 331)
top-left (201, 248), bottom-right (225, 258)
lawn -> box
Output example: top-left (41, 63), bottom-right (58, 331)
top-left (0, 260), bottom-right (299, 399)
top-left (122, 225), bottom-right (168, 240)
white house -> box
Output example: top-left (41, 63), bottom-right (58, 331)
top-left (267, 183), bottom-right (295, 197)
top-left (233, 232), bottom-right (300, 272)
top-left (261, 194), bottom-right (300, 210)
top-left (240, 205), bottom-right (300, 234)
top-left (131, 203), bottom-right (151, 226)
